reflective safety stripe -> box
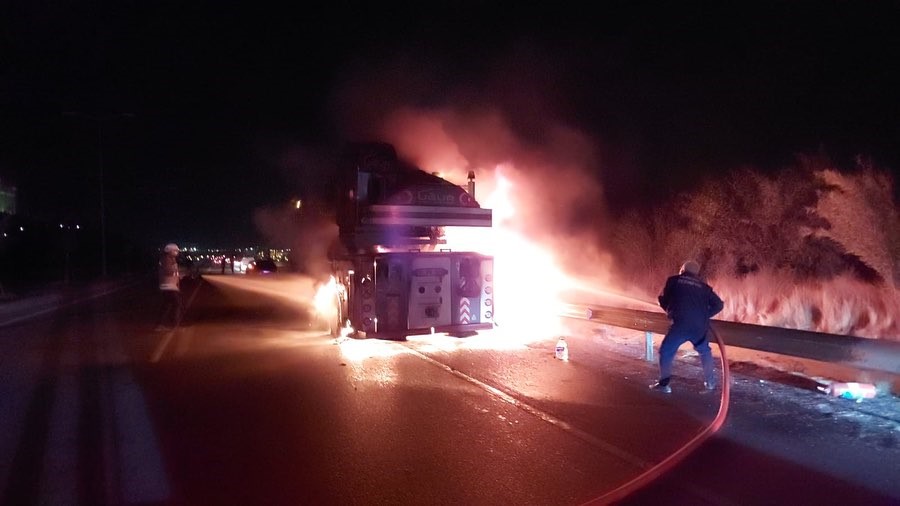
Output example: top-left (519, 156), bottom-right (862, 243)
top-left (459, 297), bottom-right (471, 324)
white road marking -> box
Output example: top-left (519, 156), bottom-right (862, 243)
top-left (150, 281), bottom-right (201, 363)
top-left (150, 331), bottom-right (176, 363)
top-left (401, 344), bottom-right (651, 470)
top-left (109, 359), bottom-right (171, 503)
top-left (101, 320), bottom-right (172, 504)
top-left (39, 333), bottom-right (79, 506)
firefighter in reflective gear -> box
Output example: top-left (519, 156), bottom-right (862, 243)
top-left (156, 243), bottom-right (184, 331)
top-left (649, 260), bottom-right (724, 393)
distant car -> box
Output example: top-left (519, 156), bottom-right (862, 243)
top-left (248, 258), bottom-right (278, 274)
top-left (233, 256), bottom-right (253, 273)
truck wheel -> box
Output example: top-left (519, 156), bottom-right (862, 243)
top-left (328, 314), bottom-right (341, 337)
top-left (328, 298), bottom-right (345, 337)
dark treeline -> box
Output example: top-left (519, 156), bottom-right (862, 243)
top-left (0, 213), bottom-right (150, 295)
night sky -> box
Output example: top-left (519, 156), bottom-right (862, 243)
top-left (2, 2), bottom-right (899, 249)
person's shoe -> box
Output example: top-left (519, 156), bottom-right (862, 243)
top-left (700, 381), bottom-right (717, 394)
top-left (649, 381), bottom-right (672, 394)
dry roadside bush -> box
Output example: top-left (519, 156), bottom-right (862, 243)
top-left (606, 154), bottom-right (900, 340)
top-left (811, 157), bottom-right (899, 286)
top-left (712, 271), bottom-right (900, 340)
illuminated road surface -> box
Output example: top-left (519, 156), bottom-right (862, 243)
top-left (0, 275), bottom-right (898, 505)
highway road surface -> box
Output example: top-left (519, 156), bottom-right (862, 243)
top-left (1, 273), bottom-right (898, 505)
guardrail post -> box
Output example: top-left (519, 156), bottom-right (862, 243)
top-left (645, 331), bottom-right (654, 362)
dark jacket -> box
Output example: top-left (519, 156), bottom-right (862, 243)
top-left (658, 272), bottom-right (724, 334)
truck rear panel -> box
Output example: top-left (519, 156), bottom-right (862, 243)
top-left (338, 251), bottom-right (494, 339)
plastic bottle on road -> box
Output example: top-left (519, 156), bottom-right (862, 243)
top-left (825, 382), bottom-right (877, 401)
top-left (555, 337), bottom-right (569, 361)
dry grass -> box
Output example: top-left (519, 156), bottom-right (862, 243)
top-left (713, 271), bottom-right (900, 340)
top-left (606, 155), bottom-right (900, 341)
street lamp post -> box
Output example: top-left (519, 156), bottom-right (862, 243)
top-left (64, 111), bottom-right (134, 278)
top-left (96, 121), bottom-right (107, 278)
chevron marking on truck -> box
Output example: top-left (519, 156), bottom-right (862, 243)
top-left (460, 297), bottom-right (471, 324)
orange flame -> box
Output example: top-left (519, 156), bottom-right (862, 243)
top-left (443, 166), bottom-right (575, 342)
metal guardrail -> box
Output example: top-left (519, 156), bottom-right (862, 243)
top-left (562, 303), bottom-right (900, 376)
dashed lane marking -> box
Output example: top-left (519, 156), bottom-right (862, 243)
top-left (401, 344), bottom-right (651, 470)
top-left (150, 281), bottom-right (202, 363)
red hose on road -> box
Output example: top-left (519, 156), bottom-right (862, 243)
top-left (581, 327), bottom-right (731, 505)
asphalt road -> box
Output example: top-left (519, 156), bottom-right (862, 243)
top-left (1, 274), bottom-right (898, 505)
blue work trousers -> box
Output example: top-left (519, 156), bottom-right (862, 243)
top-left (658, 326), bottom-right (715, 385)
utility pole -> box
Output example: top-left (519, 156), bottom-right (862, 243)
top-left (97, 121), bottom-right (107, 278)
top-left (63, 111), bottom-right (134, 278)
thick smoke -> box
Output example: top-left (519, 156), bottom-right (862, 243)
top-left (246, 136), bottom-right (348, 279)
top-left (264, 37), bottom-right (900, 340)
top-left (327, 45), bottom-right (619, 289)
top-left (252, 202), bottom-right (337, 279)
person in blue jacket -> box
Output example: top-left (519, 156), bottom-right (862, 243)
top-left (650, 260), bottom-right (724, 394)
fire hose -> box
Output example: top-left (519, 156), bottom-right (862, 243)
top-left (580, 326), bottom-right (731, 505)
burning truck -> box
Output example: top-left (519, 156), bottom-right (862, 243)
top-left (324, 143), bottom-right (494, 339)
